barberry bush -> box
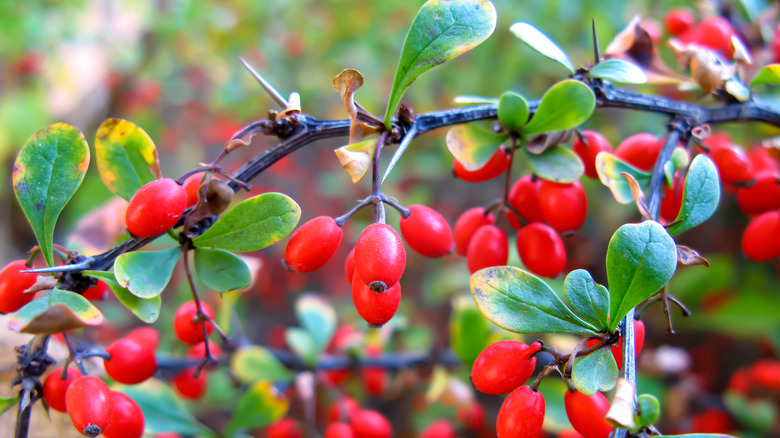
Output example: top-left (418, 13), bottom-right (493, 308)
top-left (1, 1), bottom-right (780, 438)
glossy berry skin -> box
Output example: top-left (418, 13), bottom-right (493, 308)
top-left (454, 147), bottom-right (510, 183)
top-left (362, 366), bottom-right (386, 396)
top-left (737, 171), bottom-right (780, 214)
top-left (696, 17), bottom-right (735, 57)
top-left (539, 180), bottom-right (587, 232)
top-left (126, 326), bottom-right (159, 350)
top-left (350, 409), bottom-right (392, 438)
top-left (748, 147), bottom-right (779, 174)
top-left (399, 205), bottom-right (454, 258)
top-left (173, 301), bottom-right (214, 345)
top-left (125, 178), bottom-right (187, 238)
top-left (565, 390), bottom-right (613, 438)
top-left (354, 223), bottom-right (406, 292)
top-left (172, 367), bottom-right (208, 400)
top-left (284, 216), bottom-right (343, 272)
top-left (467, 225), bottom-right (508, 274)
top-left (328, 397), bottom-right (360, 423)
top-left (0, 260), bottom-right (38, 314)
top-left (508, 175), bottom-right (544, 224)
top-left (573, 131), bottom-right (613, 179)
top-left (612, 319), bottom-right (646, 370)
top-left (65, 376), bottom-right (114, 437)
top-left (517, 223), bottom-right (566, 278)
top-left (707, 145), bottom-right (753, 185)
top-left (660, 172), bottom-right (684, 223)
top-left (456, 402), bottom-right (485, 432)
top-left (104, 338), bottom-right (157, 384)
top-left (325, 423), bottom-right (355, 438)
top-left (43, 367), bottom-right (82, 412)
top-left (741, 211), bottom-right (780, 261)
top-left (496, 385), bottom-right (545, 438)
top-left (103, 392), bottom-right (144, 438)
top-left (616, 133), bottom-right (662, 171)
top-left (82, 280), bottom-right (109, 301)
top-left (351, 272), bottom-right (401, 326)
top-left (345, 248), bottom-right (356, 283)
top-left (454, 208), bottom-right (495, 256)
top-left (182, 173), bottom-right (204, 208)
top-left (189, 341), bottom-right (222, 359)
top-left (267, 418), bottom-right (303, 438)
top-left (472, 341), bottom-right (541, 395)
top-left (665, 9), bottom-right (695, 36)
top-left (421, 419), bottom-right (457, 438)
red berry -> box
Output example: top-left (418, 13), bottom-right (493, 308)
top-left (538, 180), bottom-right (587, 232)
top-left (325, 422), bottom-right (355, 438)
top-left (660, 172), bottom-right (684, 223)
top-left (741, 210), bottom-right (780, 261)
top-left (517, 223), bottom-right (566, 278)
top-left (612, 319), bottom-right (646, 370)
top-left (0, 260), bottom-right (38, 313)
top-left (126, 327), bottom-right (159, 350)
top-left (453, 147), bottom-right (510, 183)
top-left (82, 280), bottom-right (109, 301)
top-left (103, 392), bottom-right (145, 438)
top-left (189, 341), bottom-right (222, 359)
top-left (65, 376), bottom-right (114, 437)
top-left (456, 402), bottom-right (485, 432)
top-left (750, 360), bottom-right (780, 391)
top-left (496, 385), bottom-right (545, 438)
top-left (748, 147), bottom-right (778, 174)
top-left (690, 408), bottom-right (734, 434)
top-left (104, 337), bottom-right (157, 384)
top-left (454, 207), bottom-right (495, 256)
top-left (665, 9), bottom-right (695, 36)
top-left (421, 419), bottom-right (457, 438)
top-left (466, 225), bottom-right (508, 274)
top-left (728, 367), bottom-right (751, 394)
top-left (43, 367), bottom-right (82, 412)
top-left (350, 409), bottom-right (392, 438)
top-left (399, 205), bottom-right (454, 258)
top-left (345, 248), bottom-right (356, 283)
top-left (508, 175), bottom-right (544, 224)
top-left (172, 367), bottom-right (208, 400)
top-left (354, 223), bottom-right (406, 292)
top-left (173, 301), bottom-right (214, 345)
top-left (565, 390), bottom-right (613, 438)
top-left (267, 418), bottom-right (303, 438)
top-left (351, 272), bottom-right (401, 326)
top-left (362, 366), bottom-right (386, 396)
top-left (696, 17), bottom-right (735, 57)
top-left (472, 341), bottom-right (541, 395)
top-left (284, 216), bottom-right (343, 272)
top-left (707, 145), bottom-right (753, 185)
top-left (182, 173), bottom-right (205, 208)
top-left (125, 178), bottom-right (187, 238)
top-left (328, 397), bottom-right (360, 423)
top-left (573, 131), bottom-right (613, 179)
top-left (737, 171), bottom-right (780, 214)
top-left (616, 133), bottom-right (663, 171)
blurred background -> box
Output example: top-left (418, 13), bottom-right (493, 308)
top-left (1, 0), bottom-right (779, 437)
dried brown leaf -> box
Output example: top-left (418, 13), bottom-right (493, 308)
top-left (606, 377), bottom-right (637, 430)
top-left (605, 16), bottom-right (687, 84)
top-left (620, 172), bottom-right (653, 221)
top-left (676, 245), bottom-right (711, 266)
top-left (526, 129), bottom-right (573, 155)
top-left (334, 138), bottom-right (377, 183)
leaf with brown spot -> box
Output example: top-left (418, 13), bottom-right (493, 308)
top-left (9, 289), bottom-right (103, 334)
top-left (677, 245), bottom-right (710, 266)
top-left (621, 172), bottom-right (653, 221)
top-left (95, 119), bottom-right (160, 201)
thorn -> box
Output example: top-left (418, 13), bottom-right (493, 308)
top-left (238, 56), bottom-right (288, 109)
top-left (592, 18), bottom-right (601, 65)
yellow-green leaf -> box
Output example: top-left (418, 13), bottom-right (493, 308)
top-left (9, 289), bottom-right (103, 334)
top-left (225, 382), bottom-right (289, 434)
top-left (446, 123), bottom-right (508, 171)
top-left (95, 118), bottom-right (161, 201)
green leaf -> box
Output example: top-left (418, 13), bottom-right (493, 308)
top-left (194, 248), bottom-right (251, 293)
top-left (563, 269), bottom-right (610, 330)
top-left (193, 193), bottom-right (301, 252)
top-left (8, 289), bottom-right (103, 334)
top-left (589, 59), bottom-right (647, 84)
top-left (122, 380), bottom-right (215, 437)
top-left (470, 266), bottom-right (599, 335)
top-left (230, 346), bottom-right (294, 384)
top-left (524, 145), bottom-right (584, 183)
top-left (286, 327), bottom-right (318, 367)
top-left (295, 293), bottom-right (337, 352)
top-left (0, 396), bottom-right (19, 416)
top-left (497, 91), bottom-right (529, 133)
top-left (571, 347), bottom-right (618, 395)
top-left (750, 64), bottom-right (780, 87)
top-left (94, 118), bottom-right (160, 201)
top-left (724, 390), bottom-right (776, 434)
top-left (606, 221), bottom-right (677, 331)
top-left (666, 154), bottom-right (721, 236)
top-left (450, 302), bottom-right (490, 365)
top-left (85, 270), bottom-right (161, 323)
top-left (445, 123), bottom-right (508, 171)
top-left (384, 0), bottom-right (497, 129)
top-left (13, 123), bottom-right (90, 267)
top-left (225, 382), bottom-right (289, 434)
top-left (634, 393), bottom-right (661, 428)
top-left (114, 247), bottom-right (181, 298)
top-left (595, 152), bottom-right (652, 204)
top-left (524, 80), bottom-right (595, 136)
top-left (509, 22), bottom-right (574, 74)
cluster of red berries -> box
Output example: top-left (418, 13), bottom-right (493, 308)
top-left (171, 300), bottom-right (217, 399)
top-left (664, 10), bottom-right (738, 58)
top-left (266, 399), bottom-right (392, 438)
top-left (729, 359), bottom-right (780, 396)
top-left (43, 371), bottom-right (145, 438)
